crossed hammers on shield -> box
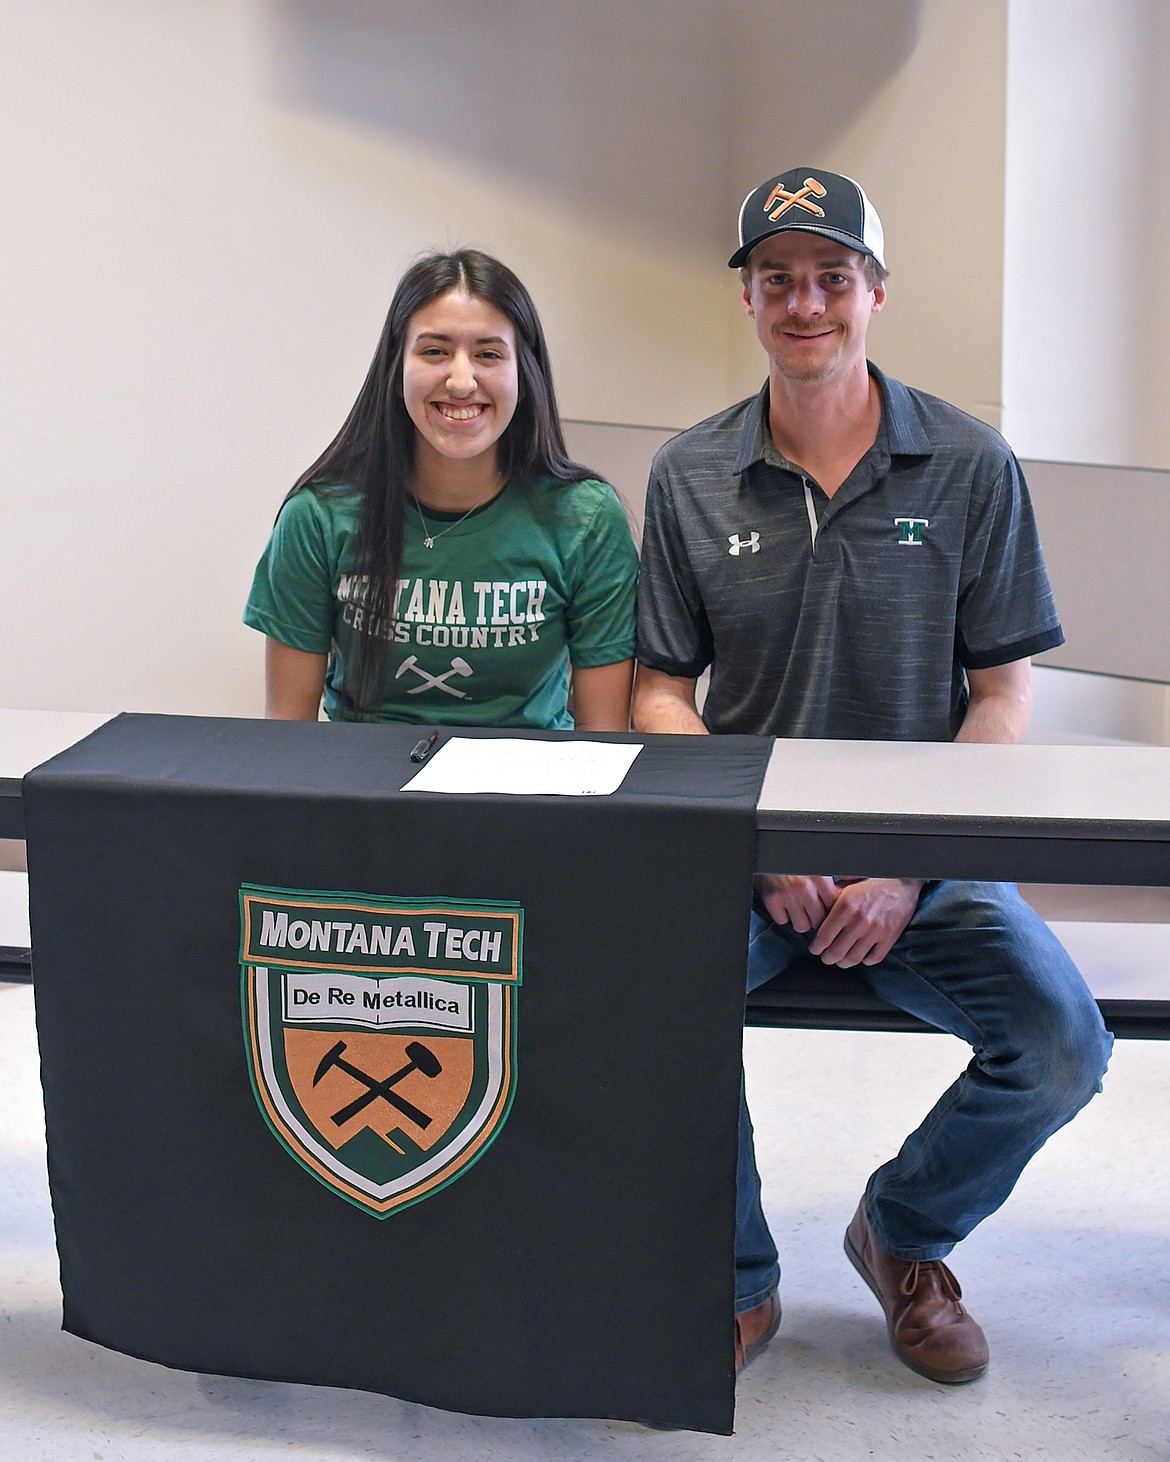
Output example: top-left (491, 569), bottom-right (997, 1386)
top-left (313, 1039), bottom-right (443, 1129)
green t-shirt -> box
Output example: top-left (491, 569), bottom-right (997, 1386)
top-left (244, 479), bottom-right (638, 728)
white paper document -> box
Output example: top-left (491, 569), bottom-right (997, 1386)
top-left (401, 737), bottom-right (643, 797)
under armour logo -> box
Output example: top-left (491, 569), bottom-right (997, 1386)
top-left (394, 654), bottom-right (474, 698)
top-left (764, 177), bottom-right (827, 221)
top-left (894, 516), bottom-right (930, 545)
top-left (728, 532), bottom-right (761, 556)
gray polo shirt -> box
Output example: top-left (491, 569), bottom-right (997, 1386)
top-left (636, 364), bottom-right (1064, 741)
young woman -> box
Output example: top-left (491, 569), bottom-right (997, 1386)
top-left (245, 250), bottom-right (637, 730)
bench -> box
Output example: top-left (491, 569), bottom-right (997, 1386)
top-left (6, 859), bottom-right (1166, 1037)
top-left (745, 920), bottom-right (1170, 1041)
top-left (0, 870), bottom-right (31, 983)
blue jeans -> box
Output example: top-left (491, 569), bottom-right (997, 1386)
top-left (735, 880), bottom-right (1114, 1312)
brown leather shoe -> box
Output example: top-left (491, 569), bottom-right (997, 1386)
top-left (734, 1290), bottom-right (782, 1373)
top-left (844, 1202), bottom-right (988, 1384)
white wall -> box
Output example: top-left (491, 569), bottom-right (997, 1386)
top-left (2, 0), bottom-right (1166, 726)
top-left (1, 1), bottom-right (730, 718)
top-left (1003, 0), bottom-right (1170, 470)
top-left (1002, 0), bottom-right (1170, 741)
top-left (730, 0), bottom-right (1010, 430)
top-left (1031, 667), bottom-right (1170, 746)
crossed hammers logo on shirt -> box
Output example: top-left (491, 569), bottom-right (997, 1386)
top-left (395, 655), bottom-right (474, 699)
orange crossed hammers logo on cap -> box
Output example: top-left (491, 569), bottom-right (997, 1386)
top-left (764, 177), bottom-right (827, 221)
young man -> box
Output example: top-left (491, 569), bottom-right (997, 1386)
top-left (633, 167), bottom-right (1113, 1385)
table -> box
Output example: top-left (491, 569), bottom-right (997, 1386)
top-left (21, 715), bottom-right (769, 1433)
top-left (1, 710), bottom-right (112, 839)
top-left (751, 738), bottom-right (1170, 1038)
top-left (755, 738), bottom-right (1170, 884)
top-left (12, 715), bottom-right (1170, 1426)
top-left (10, 716), bottom-right (1170, 884)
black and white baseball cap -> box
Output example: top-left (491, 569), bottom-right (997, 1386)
top-left (729, 167), bottom-right (886, 271)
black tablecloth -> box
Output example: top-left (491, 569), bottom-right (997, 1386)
top-left (23, 715), bottom-right (772, 1433)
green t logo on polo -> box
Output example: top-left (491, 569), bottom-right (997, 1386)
top-left (894, 515), bottom-right (930, 545)
top-left (240, 884), bottom-right (522, 1217)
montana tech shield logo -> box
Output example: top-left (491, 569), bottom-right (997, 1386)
top-left (240, 885), bottom-right (522, 1217)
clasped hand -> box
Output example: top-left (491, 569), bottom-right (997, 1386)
top-left (754, 874), bottom-right (923, 968)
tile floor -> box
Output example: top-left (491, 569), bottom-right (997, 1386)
top-left (3, 983), bottom-right (1169, 1461)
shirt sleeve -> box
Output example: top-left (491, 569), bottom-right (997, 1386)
top-left (634, 451), bottom-right (714, 678)
top-left (242, 490), bottom-right (339, 654)
top-left (956, 450), bottom-right (1065, 669)
top-left (564, 484), bottom-right (639, 668)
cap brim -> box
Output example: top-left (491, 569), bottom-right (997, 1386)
top-left (729, 222), bottom-right (881, 271)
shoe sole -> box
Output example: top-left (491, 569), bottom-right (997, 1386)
top-left (843, 1232), bottom-right (988, 1386)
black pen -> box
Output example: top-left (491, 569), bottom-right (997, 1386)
top-left (409, 732), bottom-right (439, 763)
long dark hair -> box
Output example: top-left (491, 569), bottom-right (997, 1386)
top-left (284, 249), bottom-right (593, 716)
